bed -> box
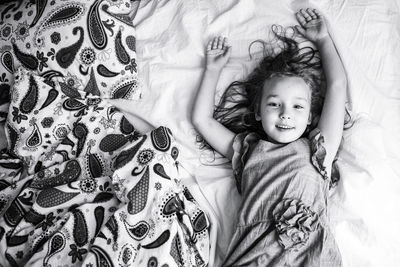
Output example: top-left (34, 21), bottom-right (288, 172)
top-left (1, 0), bottom-right (400, 266)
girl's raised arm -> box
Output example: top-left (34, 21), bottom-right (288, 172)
top-left (192, 37), bottom-right (236, 160)
top-left (296, 8), bottom-right (347, 165)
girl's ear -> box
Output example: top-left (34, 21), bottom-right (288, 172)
top-left (255, 112), bottom-right (261, 121)
top-left (254, 101), bottom-right (262, 121)
top-left (308, 112), bottom-right (312, 125)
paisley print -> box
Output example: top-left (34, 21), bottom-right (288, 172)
top-left (86, 153), bottom-right (104, 178)
top-left (87, 0), bottom-right (107, 50)
top-left (84, 68), bottom-right (101, 96)
top-left (171, 147), bottom-right (179, 160)
top-left (93, 192), bottom-right (114, 203)
top-left (30, 160), bottom-right (82, 189)
top-left (97, 64), bottom-right (119, 77)
top-left (183, 187), bottom-right (195, 202)
top-left (1, 4), bottom-right (16, 22)
top-left (148, 257), bottom-right (158, 267)
top-left (120, 116), bottom-right (135, 134)
top-left (119, 244), bottom-right (138, 265)
top-left (19, 75), bottom-right (39, 114)
top-left (101, 5), bottom-right (135, 27)
top-left (34, 2), bottom-right (85, 39)
top-left (43, 233), bottom-right (66, 266)
top-left (40, 70), bottom-right (64, 87)
top-left (110, 77), bottom-right (138, 99)
top-left (56, 26), bottom-right (84, 69)
top-left (126, 35), bottom-right (136, 52)
top-left (6, 123), bottom-right (20, 157)
top-left (170, 234), bottom-right (183, 266)
top-left (39, 88), bottom-right (59, 110)
top-left (94, 206), bottom-right (105, 237)
top-left (102, 19), bottom-right (116, 37)
top-left (31, 0), bottom-right (49, 28)
top-left (115, 29), bottom-right (130, 65)
top-left (12, 43), bottom-right (38, 70)
top-left (162, 196), bottom-right (180, 217)
top-left (105, 215), bottom-right (119, 245)
top-left (90, 245), bottom-right (114, 267)
top-left (113, 135), bottom-right (147, 169)
top-left (0, 83), bottom-right (10, 106)
top-left (0, 66), bottom-right (208, 266)
top-left (25, 209), bottom-right (46, 225)
top-left (7, 234), bottom-right (29, 247)
top-left (124, 220), bottom-right (150, 241)
top-left (73, 209), bottom-right (89, 247)
top-left (4, 198), bottom-right (25, 227)
top-left (1, 51), bottom-right (14, 73)
top-left (151, 126), bottom-right (171, 152)
top-left (26, 122), bottom-right (42, 148)
top-left (0, 2), bottom-right (188, 266)
top-left (5, 253), bottom-right (19, 267)
top-left (127, 167), bottom-right (150, 215)
top-left (62, 98), bottom-right (85, 112)
top-left (142, 230), bottom-right (170, 249)
top-left (72, 122), bottom-right (88, 157)
top-left (192, 211), bottom-right (208, 233)
top-left (99, 134), bottom-right (129, 153)
top-left (36, 188), bottom-right (80, 208)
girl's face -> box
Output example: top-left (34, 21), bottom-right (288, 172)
top-left (256, 76), bottom-right (312, 144)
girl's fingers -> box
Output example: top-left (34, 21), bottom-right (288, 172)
top-left (207, 40), bottom-right (213, 51)
top-left (217, 36), bottom-right (223, 49)
top-left (208, 36), bottom-right (229, 52)
top-left (296, 12), bottom-right (307, 27)
top-left (306, 8), bottom-right (317, 19)
top-left (212, 37), bottom-right (218, 49)
top-left (300, 9), bottom-right (312, 22)
top-left (313, 9), bottom-right (322, 19)
top-left (223, 37), bottom-right (229, 51)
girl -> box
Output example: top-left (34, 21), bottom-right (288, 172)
top-left (192, 8), bottom-right (346, 266)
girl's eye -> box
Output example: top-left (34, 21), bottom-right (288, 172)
top-left (267, 102), bottom-right (279, 107)
top-left (294, 105), bottom-right (304, 109)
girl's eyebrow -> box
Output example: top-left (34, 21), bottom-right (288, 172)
top-left (295, 97), bottom-right (308, 101)
top-left (266, 95), bottom-right (308, 102)
top-left (265, 94), bottom-right (279, 99)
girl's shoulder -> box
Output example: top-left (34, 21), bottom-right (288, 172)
top-left (231, 132), bottom-right (260, 194)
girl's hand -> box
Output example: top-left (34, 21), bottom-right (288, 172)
top-left (295, 8), bottom-right (329, 43)
top-left (206, 36), bottom-right (231, 71)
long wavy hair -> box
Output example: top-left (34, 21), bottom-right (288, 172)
top-left (211, 25), bottom-right (326, 143)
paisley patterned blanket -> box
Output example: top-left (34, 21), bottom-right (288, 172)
top-left (0, 68), bottom-right (210, 266)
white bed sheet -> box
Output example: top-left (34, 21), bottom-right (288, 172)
top-left (110, 0), bottom-right (400, 266)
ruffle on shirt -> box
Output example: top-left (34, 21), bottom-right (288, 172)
top-left (309, 128), bottom-right (340, 188)
top-left (231, 132), bottom-right (259, 194)
top-left (272, 198), bottom-right (319, 251)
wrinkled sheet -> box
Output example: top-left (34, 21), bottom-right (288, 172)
top-left (0, 66), bottom-right (210, 266)
top-left (111, 0), bottom-right (400, 266)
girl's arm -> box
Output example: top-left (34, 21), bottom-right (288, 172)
top-left (296, 8), bottom-right (347, 165)
top-left (192, 37), bottom-right (236, 160)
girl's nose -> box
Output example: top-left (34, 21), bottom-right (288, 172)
top-left (280, 114), bottom-right (290, 119)
top-left (280, 108), bottom-right (291, 120)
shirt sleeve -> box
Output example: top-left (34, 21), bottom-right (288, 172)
top-left (308, 128), bottom-right (340, 189)
top-left (231, 132), bottom-right (259, 194)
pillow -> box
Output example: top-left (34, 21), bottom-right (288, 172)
top-left (0, 0), bottom-right (141, 122)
